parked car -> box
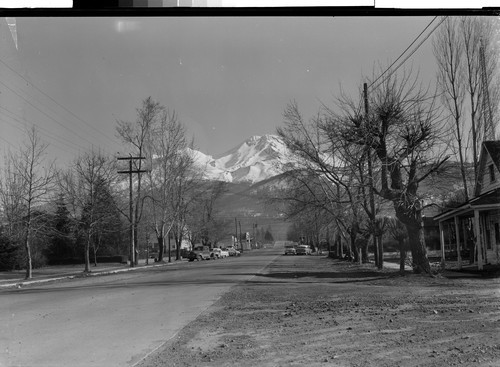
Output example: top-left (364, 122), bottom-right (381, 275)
top-left (296, 245), bottom-right (312, 255)
top-left (210, 248), bottom-right (222, 259)
top-left (226, 246), bottom-right (239, 256)
top-left (191, 245), bottom-right (211, 260)
top-left (226, 247), bottom-right (241, 256)
top-left (220, 248), bottom-right (230, 258)
top-left (187, 251), bottom-right (202, 261)
top-left (284, 244), bottom-right (296, 255)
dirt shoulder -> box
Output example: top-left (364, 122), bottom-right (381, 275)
top-left (137, 255), bottom-right (500, 367)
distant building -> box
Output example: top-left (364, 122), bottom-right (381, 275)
top-left (434, 141), bottom-right (500, 269)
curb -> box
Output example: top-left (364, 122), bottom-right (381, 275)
top-left (0, 261), bottom-right (179, 289)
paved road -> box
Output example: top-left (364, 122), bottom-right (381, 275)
top-left (1, 246), bottom-right (283, 367)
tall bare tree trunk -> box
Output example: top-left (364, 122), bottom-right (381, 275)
top-left (349, 231), bottom-right (359, 263)
top-left (361, 242), bottom-right (369, 263)
top-left (405, 224), bottom-right (430, 274)
top-left (134, 223), bottom-right (139, 265)
top-left (157, 235), bottom-right (164, 262)
top-left (399, 239), bottom-right (406, 274)
top-left (93, 244), bottom-right (98, 267)
top-left (24, 222), bottom-right (32, 279)
top-left (85, 230), bottom-right (91, 273)
top-left (175, 227), bottom-right (182, 261)
top-left (377, 234), bottom-right (384, 270)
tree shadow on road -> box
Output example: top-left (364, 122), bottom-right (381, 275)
top-left (250, 269), bottom-right (398, 284)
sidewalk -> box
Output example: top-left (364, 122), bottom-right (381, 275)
top-left (0, 258), bottom-right (184, 288)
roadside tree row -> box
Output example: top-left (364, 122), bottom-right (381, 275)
top-left (0, 98), bottom-right (229, 278)
top-left (274, 16), bottom-right (499, 274)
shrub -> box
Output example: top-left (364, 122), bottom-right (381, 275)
top-left (0, 236), bottom-right (23, 271)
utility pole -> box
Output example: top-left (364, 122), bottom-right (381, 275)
top-left (168, 231), bottom-right (171, 263)
top-left (239, 220), bottom-right (243, 253)
top-left (253, 223), bottom-right (257, 249)
top-left (234, 218), bottom-right (238, 248)
top-left (117, 155), bottom-right (147, 267)
top-left (146, 232), bottom-right (150, 265)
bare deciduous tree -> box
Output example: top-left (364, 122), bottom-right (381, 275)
top-left (277, 101), bottom-right (385, 264)
top-left (143, 106), bottom-right (195, 262)
top-left (0, 154), bottom-right (25, 242)
top-left (116, 96), bottom-right (163, 263)
top-left (434, 16), bottom-right (469, 200)
top-left (433, 16), bottom-right (499, 190)
top-left (461, 16), bottom-right (499, 168)
top-left (185, 181), bottom-right (228, 249)
top-left (0, 126), bottom-right (56, 278)
top-left (59, 150), bottom-right (116, 273)
top-left (340, 70), bottom-right (448, 274)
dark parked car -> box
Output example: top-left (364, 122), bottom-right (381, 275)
top-left (187, 251), bottom-right (202, 261)
top-left (191, 245), bottom-right (211, 260)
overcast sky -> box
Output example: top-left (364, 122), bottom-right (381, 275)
top-left (0, 15), bottom-right (462, 165)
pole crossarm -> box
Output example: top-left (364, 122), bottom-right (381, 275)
top-left (117, 170), bottom-right (149, 174)
top-left (117, 156), bottom-right (146, 160)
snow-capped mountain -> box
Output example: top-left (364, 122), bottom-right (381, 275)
top-left (191, 135), bottom-right (292, 184)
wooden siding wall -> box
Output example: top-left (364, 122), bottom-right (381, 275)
top-left (487, 212), bottom-right (500, 264)
top-left (480, 154), bottom-right (500, 195)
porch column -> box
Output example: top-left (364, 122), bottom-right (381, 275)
top-left (496, 222), bottom-right (500, 264)
top-left (474, 210), bottom-right (484, 270)
top-left (489, 220), bottom-right (496, 264)
top-left (482, 216), bottom-right (489, 264)
top-left (462, 221), bottom-right (468, 264)
top-left (454, 216), bottom-right (461, 270)
top-left (439, 220), bottom-right (445, 266)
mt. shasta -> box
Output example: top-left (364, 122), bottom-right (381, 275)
top-left (190, 134), bottom-right (292, 184)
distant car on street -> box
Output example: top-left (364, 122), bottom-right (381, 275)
top-left (190, 245), bottom-right (211, 261)
top-left (210, 248), bottom-right (222, 259)
top-left (296, 245), bottom-right (312, 255)
top-left (219, 248), bottom-right (230, 258)
top-left (226, 247), bottom-right (241, 256)
top-left (187, 251), bottom-right (201, 261)
top-left (284, 244), bottom-right (296, 255)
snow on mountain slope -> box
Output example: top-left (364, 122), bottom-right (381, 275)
top-left (186, 148), bottom-right (233, 182)
top-left (191, 135), bottom-right (292, 184)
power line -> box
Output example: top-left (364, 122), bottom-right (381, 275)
top-left (0, 135), bottom-right (16, 150)
top-left (0, 106), bottom-right (89, 154)
top-left (0, 68), bottom-right (119, 157)
top-left (0, 56), bottom-right (119, 146)
top-left (368, 16), bottom-right (447, 91)
top-left (0, 116), bottom-right (80, 157)
top-left (0, 79), bottom-right (96, 146)
top-left (368, 16), bottom-right (437, 89)
top-left (0, 105), bottom-right (87, 150)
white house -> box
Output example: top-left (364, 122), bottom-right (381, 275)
top-left (434, 141), bottom-right (500, 270)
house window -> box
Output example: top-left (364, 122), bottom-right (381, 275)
top-left (489, 164), bottom-right (496, 182)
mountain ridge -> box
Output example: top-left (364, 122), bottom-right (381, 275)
top-left (191, 134), bottom-right (291, 184)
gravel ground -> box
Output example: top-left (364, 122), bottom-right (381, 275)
top-left (137, 254), bottom-right (500, 367)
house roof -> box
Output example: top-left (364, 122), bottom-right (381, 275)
top-left (475, 140), bottom-right (500, 197)
top-left (484, 141), bottom-right (500, 173)
top-left (434, 187), bottom-right (500, 221)
top-left (470, 187), bottom-right (500, 206)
